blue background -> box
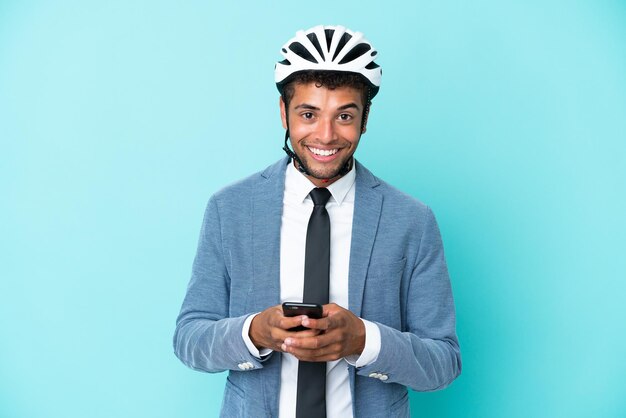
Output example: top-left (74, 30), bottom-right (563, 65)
top-left (1, 1), bottom-right (625, 417)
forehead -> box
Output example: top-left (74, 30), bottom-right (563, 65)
top-left (289, 82), bottom-right (364, 109)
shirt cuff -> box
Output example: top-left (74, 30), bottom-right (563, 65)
top-left (344, 319), bottom-right (381, 368)
top-left (241, 313), bottom-right (273, 359)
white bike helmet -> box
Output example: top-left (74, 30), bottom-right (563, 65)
top-left (275, 25), bottom-right (382, 98)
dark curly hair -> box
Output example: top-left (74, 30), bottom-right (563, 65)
top-left (280, 70), bottom-right (370, 108)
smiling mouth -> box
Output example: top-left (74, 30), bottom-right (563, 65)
top-left (307, 146), bottom-right (339, 156)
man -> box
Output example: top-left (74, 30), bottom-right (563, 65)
top-left (174, 25), bottom-right (461, 418)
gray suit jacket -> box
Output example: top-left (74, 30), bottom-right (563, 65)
top-left (174, 157), bottom-right (461, 417)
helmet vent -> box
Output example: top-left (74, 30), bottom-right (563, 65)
top-left (279, 59), bottom-right (291, 66)
top-left (332, 32), bottom-right (353, 61)
top-left (289, 41), bottom-right (318, 63)
top-left (338, 43), bottom-right (371, 64)
top-left (324, 29), bottom-right (335, 52)
top-left (307, 33), bottom-right (325, 59)
top-left (365, 61), bottom-right (380, 69)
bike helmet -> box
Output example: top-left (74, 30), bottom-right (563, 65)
top-left (275, 25), bottom-right (382, 98)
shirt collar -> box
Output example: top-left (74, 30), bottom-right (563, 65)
top-left (285, 160), bottom-right (356, 206)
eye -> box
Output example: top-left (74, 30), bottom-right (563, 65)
top-left (338, 113), bottom-right (353, 122)
top-left (301, 112), bottom-right (314, 120)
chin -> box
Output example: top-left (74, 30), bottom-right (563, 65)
top-left (298, 152), bottom-right (354, 179)
top-left (302, 161), bottom-right (344, 180)
top-left (310, 169), bottom-right (341, 180)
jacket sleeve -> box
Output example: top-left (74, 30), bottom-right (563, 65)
top-left (356, 207), bottom-right (462, 391)
top-left (172, 196), bottom-right (270, 373)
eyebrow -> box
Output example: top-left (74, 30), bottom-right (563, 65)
top-left (338, 102), bottom-right (361, 111)
top-left (294, 103), bottom-right (320, 111)
top-left (293, 102), bottom-right (361, 111)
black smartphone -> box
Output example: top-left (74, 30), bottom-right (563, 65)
top-left (282, 302), bottom-right (323, 331)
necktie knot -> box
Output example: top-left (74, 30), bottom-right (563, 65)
top-left (310, 187), bottom-right (331, 207)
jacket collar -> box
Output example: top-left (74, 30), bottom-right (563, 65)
top-left (348, 160), bottom-right (382, 317)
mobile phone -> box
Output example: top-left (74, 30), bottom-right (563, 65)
top-left (282, 302), bottom-right (323, 331)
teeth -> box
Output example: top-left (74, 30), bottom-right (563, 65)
top-left (308, 147), bottom-right (338, 156)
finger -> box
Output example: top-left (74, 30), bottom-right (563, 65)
top-left (285, 343), bottom-right (344, 362)
top-left (304, 310), bottom-right (347, 330)
top-left (321, 303), bottom-right (340, 317)
top-left (284, 328), bottom-right (321, 338)
top-left (275, 315), bottom-right (306, 330)
top-left (269, 323), bottom-right (321, 346)
top-left (301, 316), bottom-right (332, 331)
top-left (283, 330), bottom-right (338, 350)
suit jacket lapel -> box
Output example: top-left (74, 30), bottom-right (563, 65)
top-left (250, 157), bottom-right (288, 313)
top-left (349, 161), bottom-right (382, 317)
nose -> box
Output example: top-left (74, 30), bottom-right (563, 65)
top-left (316, 117), bottom-right (335, 143)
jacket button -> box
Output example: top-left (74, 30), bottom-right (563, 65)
top-left (379, 374), bottom-right (388, 381)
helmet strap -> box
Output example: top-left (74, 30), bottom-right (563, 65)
top-left (361, 88), bottom-right (372, 133)
top-left (283, 129), bottom-right (309, 175)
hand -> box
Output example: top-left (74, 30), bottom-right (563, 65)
top-left (281, 303), bottom-right (365, 362)
top-left (249, 304), bottom-right (320, 351)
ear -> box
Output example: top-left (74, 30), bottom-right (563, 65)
top-left (279, 96), bottom-right (288, 130)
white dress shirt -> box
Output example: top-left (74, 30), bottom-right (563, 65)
top-left (242, 161), bottom-right (381, 418)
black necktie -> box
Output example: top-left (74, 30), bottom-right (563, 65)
top-left (296, 187), bottom-right (331, 418)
